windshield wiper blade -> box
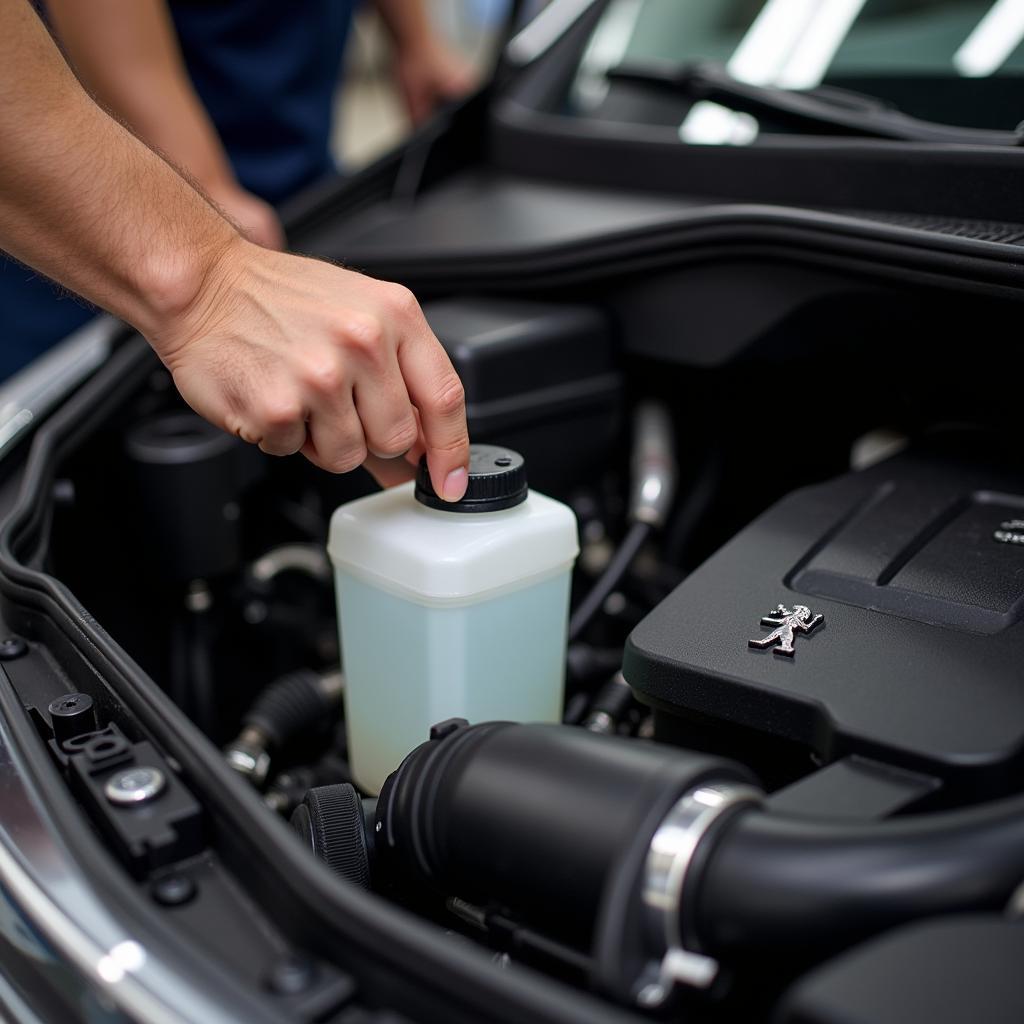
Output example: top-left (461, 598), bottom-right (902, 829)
top-left (606, 60), bottom-right (1023, 147)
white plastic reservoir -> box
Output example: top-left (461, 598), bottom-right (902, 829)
top-left (328, 445), bottom-right (579, 794)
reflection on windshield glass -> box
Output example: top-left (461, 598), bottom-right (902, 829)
top-left (570, 0), bottom-right (1024, 140)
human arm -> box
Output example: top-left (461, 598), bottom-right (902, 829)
top-left (372, 0), bottom-right (476, 126)
top-left (45, 0), bottom-right (283, 249)
top-left (0, 0), bottom-right (469, 499)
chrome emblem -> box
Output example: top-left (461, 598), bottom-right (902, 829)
top-left (748, 603), bottom-right (823, 657)
top-left (993, 519), bottom-right (1024, 545)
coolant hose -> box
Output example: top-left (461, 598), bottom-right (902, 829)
top-left (694, 796), bottom-right (1024, 957)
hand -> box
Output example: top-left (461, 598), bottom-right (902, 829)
top-left (206, 180), bottom-right (285, 251)
top-left (393, 36), bottom-right (475, 127)
top-left (148, 237), bottom-right (470, 501)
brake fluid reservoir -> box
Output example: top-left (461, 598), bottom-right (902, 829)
top-left (328, 445), bottom-right (579, 794)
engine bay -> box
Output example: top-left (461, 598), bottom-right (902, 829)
top-left (0, 251), bottom-right (1013, 1023)
top-left (2, 2), bottom-right (1024, 1016)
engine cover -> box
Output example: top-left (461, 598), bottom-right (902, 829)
top-left (624, 438), bottom-right (1024, 787)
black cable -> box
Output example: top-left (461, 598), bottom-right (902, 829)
top-left (187, 608), bottom-right (218, 739)
top-left (568, 521), bottom-right (652, 642)
top-left (666, 448), bottom-right (721, 567)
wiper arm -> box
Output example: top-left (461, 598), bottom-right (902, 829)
top-left (606, 60), bottom-right (1024, 146)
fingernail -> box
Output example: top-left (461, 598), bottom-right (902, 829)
top-left (442, 467), bottom-right (468, 502)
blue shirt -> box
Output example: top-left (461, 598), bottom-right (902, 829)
top-left (0, 0), bottom-right (355, 378)
top-left (169, 0), bottom-right (355, 204)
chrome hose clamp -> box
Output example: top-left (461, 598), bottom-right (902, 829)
top-left (637, 782), bottom-right (762, 1008)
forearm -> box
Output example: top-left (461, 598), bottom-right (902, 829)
top-left (46, 0), bottom-right (236, 191)
top-left (372, 0), bottom-right (474, 127)
top-left (0, 1), bottom-right (469, 498)
top-left (371, 0), bottom-right (434, 49)
top-left (0, 0), bottom-right (237, 337)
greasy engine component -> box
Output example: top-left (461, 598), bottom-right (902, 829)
top-left (300, 720), bottom-right (761, 1008)
top-left (225, 669), bottom-right (345, 787)
top-left (625, 436), bottom-right (1024, 792)
top-left (423, 298), bottom-right (622, 494)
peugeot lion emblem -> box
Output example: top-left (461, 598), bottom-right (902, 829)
top-left (993, 519), bottom-right (1024, 545)
top-left (749, 603), bottom-right (823, 657)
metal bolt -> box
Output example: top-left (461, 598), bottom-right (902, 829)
top-left (0, 637), bottom-right (28, 661)
top-left (636, 983), bottom-right (667, 1008)
top-left (224, 731), bottom-right (271, 788)
top-left (104, 766), bottom-right (166, 806)
top-left (151, 874), bottom-right (196, 907)
top-left (266, 955), bottom-right (316, 996)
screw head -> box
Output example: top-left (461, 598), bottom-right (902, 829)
top-left (266, 955), bottom-right (316, 996)
top-left (104, 766), bottom-right (166, 806)
top-left (151, 874), bottom-right (196, 907)
top-left (49, 692), bottom-right (94, 718)
top-left (0, 637), bottom-right (27, 661)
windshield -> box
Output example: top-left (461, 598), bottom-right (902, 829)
top-left (568, 0), bottom-right (1024, 140)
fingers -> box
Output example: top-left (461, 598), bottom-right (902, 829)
top-left (303, 402), bottom-right (367, 474)
top-left (250, 396), bottom-right (307, 457)
top-left (352, 346), bottom-right (419, 460)
top-left (396, 321), bottom-right (469, 502)
top-left (362, 453), bottom-right (418, 489)
top-left (165, 249), bottom-right (468, 494)
top-left (296, 361), bottom-right (368, 472)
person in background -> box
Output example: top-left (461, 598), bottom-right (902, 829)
top-left (0, 0), bottom-right (472, 501)
top-left (0, 0), bottom-right (475, 378)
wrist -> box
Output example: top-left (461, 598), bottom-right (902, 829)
top-left (199, 169), bottom-right (242, 202)
top-left (132, 217), bottom-right (244, 349)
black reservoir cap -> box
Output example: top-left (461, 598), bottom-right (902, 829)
top-left (415, 444), bottom-right (527, 513)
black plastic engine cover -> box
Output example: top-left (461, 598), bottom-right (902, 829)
top-left (624, 438), bottom-right (1024, 787)
top-left (423, 297), bottom-right (621, 494)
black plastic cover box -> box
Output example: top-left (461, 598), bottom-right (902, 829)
top-left (778, 916), bottom-right (1024, 1024)
top-left (424, 298), bottom-right (621, 493)
top-left (623, 439), bottom-right (1024, 787)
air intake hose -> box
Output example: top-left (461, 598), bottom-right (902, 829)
top-left (693, 795), bottom-right (1024, 958)
top-left (306, 719), bottom-right (1024, 1007)
top-left (374, 720), bottom-right (757, 992)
